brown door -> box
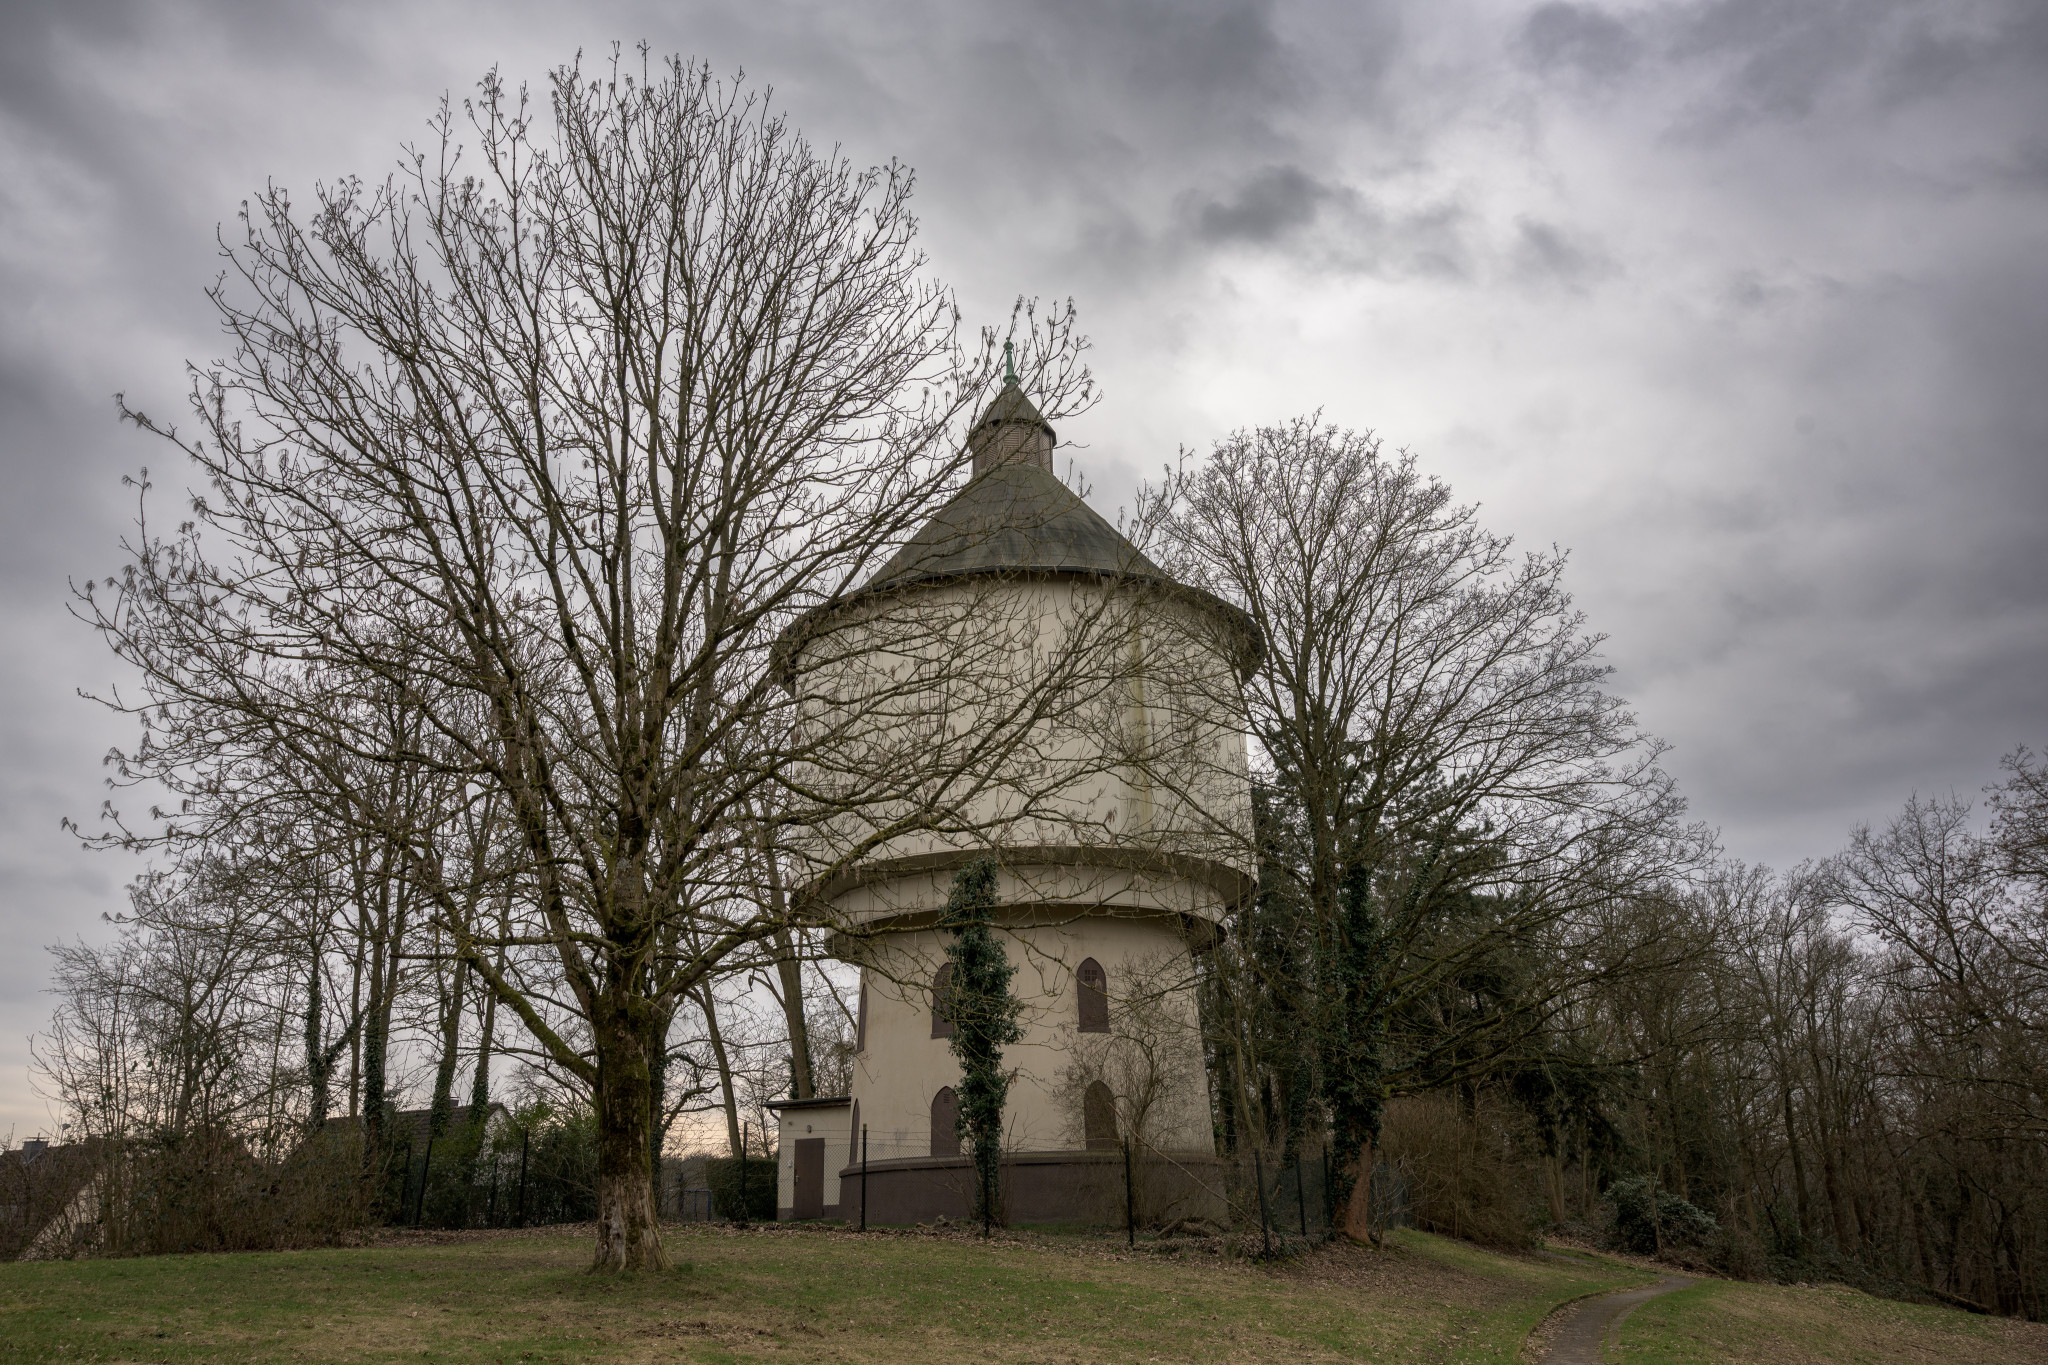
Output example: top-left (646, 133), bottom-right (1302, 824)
top-left (794, 1138), bottom-right (825, 1219)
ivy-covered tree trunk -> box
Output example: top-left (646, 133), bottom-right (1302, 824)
top-left (361, 869), bottom-right (406, 1199)
top-left (647, 999), bottom-right (678, 1193)
top-left (304, 955), bottom-right (332, 1130)
top-left (1323, 856), bottom-right (1387, 1240)
top-left (940, 860), bottom-right (1024, 1235)
top-left (429, 957), bottom-right (470, 1140)
top-left (469, 962), bottom-right (498, 1118)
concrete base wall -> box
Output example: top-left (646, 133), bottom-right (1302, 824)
top-left (833, 1150), bottom-right (1227, 1227)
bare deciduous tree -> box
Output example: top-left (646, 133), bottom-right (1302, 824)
top-left (1137, 416), bottom-right (1705, 1236)
top-left (84, 51), bottom-right (1102, 1269)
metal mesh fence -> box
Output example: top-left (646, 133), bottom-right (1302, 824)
top-left (388, 1120), bottom-right (1414, 1251)
top-left (385, 1122), bottom-right (598, 1229)
top-left (827, 1133), bottom-right (1410, 1253)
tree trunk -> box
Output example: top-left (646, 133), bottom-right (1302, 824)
top-left (591, 996), bottom-right (668, 1272)
top-left (770, 929), bottom-right (814, 1101)
top-left (697, 985), bottom-right (744, 1157)
top-left (755, 821), bottom-right (813, 1103)
top-left (1345, 1138), bottom-right (1375, 1241)
top-left (1781, 1079), bottom-right (1811, 1247)
top-left (429, 955), bottom-right (469, 1138)
top-left (470, 969), bottom-right (497, 1116)
top-left (347, 924), bottom-right (365, 1118)
top-left (1327, 858), bottom-right (1385, 1241)
top-left (1543, 1150), bottom-right (1568, 1227)
top-left (647, 1008), bottom-right (670, 1188)
top-left (304, 953), bottom-right (331, 1130)
top-left (361, 880), bottom-right (396, 1161)
top-left (470, 898), bottom-right (508, 1118)
top-left (359, 836), bottom-right (406, 1168)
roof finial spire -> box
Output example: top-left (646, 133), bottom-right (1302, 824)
top-left (1003, 338), bottom-right (1017, 385)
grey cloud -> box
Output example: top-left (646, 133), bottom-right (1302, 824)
top-left (1188, 164), bottom-right (1332, 244)
top-left (1671, 0), bottom-right (2048, 129)
top-left (1871, 6), bottom-right (2048, 108)
top-left (1511, 0), bottom-right (2048, 140)
top-left (1722, 269), bottom-right (1799, 314)
top-left (1180, 166), bottom-right (1469, 278)
top-left (1510, 218), bottom-right (1615, 288)
top-left (1059, 0), bottom-right (1296, 105)
top-left (1516, 3), bottom-right (1641, 82)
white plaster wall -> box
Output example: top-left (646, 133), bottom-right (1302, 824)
top-left (846, 914), bottom-right (1213, 1162)
top-left (788, 575), bottom-right (1256, 925)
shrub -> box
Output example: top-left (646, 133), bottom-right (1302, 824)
top-left (493, 1105), bottom-right (600, 1227)
top-left (705, 1156), bottom-right (777, 1222)
top-left (30, 1127), bottom-right (371, 1259)
top-left (1379, 1092), bottom-right (1538, 1250)
top-left (1603, 1176), bottom-right (1718, 1256)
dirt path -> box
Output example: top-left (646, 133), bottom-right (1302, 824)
top-left (1534, 1272), bottom-right (1696, 1363)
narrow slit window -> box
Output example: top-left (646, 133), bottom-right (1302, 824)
top-left (856, 978), bottom-right (868, 1053)
top-left (1077, 957), bottom-right (1109, 1034)
top-left (1084, 1081), bottom-right (1119, 1150)
top-left (931, 1087), bottom-right (961, 1157)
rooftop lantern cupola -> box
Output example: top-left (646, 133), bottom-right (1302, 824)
top-left (968, 341), bottom-right (1056, 476)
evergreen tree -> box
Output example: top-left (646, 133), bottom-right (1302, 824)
top-left (938, 859), bottom-right (1024, 1233)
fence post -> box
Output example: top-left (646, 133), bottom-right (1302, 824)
top-left (1323, 1147), bottom-right (1333, 1231)
top-left (738, 1121), bottom-right (748, 1227)
top-left (1124, 1139), bottom-right (1135, 1248)
top-left (415, 1134), bottom-right (435, 1227)
top-left (860, 1124), bottom-right (868, 1233)
top-left (1253, 1147), bottom-right (1273, 1260)
top-left (516, 1127), bottom-right (529, 1227)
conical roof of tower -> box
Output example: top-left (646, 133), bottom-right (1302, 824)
top-left (864, 458), bottom-right (1161, 586)
top-left (773, 385), bottom-right (1261, 679)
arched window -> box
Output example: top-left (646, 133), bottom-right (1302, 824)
top-left (930, 963), bottom-right (956, 1038)
top-left (849, 1100), bottom-right (861, 1159)
top-left (856, 978), bottom-right (868, 1053)
top-left (1077, 957), bottom-right (1109, 1034)
top-left (931, 1087), bottom-right (961, 1157)
top-left (1084, 1081), bottom-right (1119, 1150)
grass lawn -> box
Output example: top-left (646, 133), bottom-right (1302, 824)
top-left (1611, 1277), bottom-right (2048, 1364)
top-left (0, 1222), bottom-right (1647, 1365)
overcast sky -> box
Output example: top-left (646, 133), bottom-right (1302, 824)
top-left (1, 0), bottom-right (2042, 1139)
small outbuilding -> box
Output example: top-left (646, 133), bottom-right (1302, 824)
top-left (768, 1097), bottom-right (853, 1221)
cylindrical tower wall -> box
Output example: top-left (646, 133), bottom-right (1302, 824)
top-left (845, 913), bottom-right (1211, 1160)
top-left (789, 573), bottom-right (1255, 927)
top-left (774, 444), bottom-right (1259, 1218)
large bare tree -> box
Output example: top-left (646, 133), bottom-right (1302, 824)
top-left (85, 53), bottom-right (1093, 1269)
top-left (1138, 416), bottom-right (1705, 1235)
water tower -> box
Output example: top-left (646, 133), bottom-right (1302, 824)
top-left (771, 373), bottom-right (1256, 1224)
